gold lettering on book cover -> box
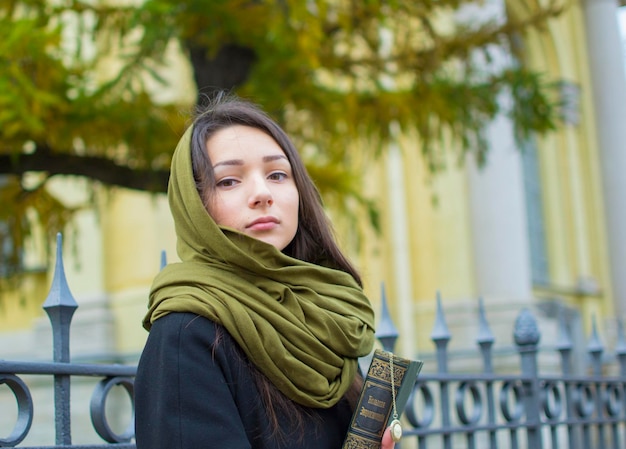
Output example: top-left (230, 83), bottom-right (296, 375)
top-left (359, 407), bottom-right (386, 422)
top-left (367, 396), bottom-right (386, 408)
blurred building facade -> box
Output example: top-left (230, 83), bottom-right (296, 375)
top-left (2, 0), bottom-right (626, 375)
top-left (356, 0), bottom-right (626, 366)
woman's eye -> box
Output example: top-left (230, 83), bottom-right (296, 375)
top-left (268, 172), bottom-right (287, 181)
top-left (216, 178), bottom-right (237, 187)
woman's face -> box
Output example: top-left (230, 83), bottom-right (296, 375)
top-left (205, 125), bottom-right (300, 251)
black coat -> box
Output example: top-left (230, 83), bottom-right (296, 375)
top-left (135, 312), bottom-right (354, 449)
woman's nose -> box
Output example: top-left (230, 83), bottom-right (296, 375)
top-left (249, 178), bottom-right (273, 207)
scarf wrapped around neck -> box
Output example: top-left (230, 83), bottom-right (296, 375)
top-left (144, 126), bottom-right (376, 408)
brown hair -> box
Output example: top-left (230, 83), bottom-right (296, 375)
top-left (190, 92), bottom-right (362, 285)
top-left (190, 92), bottom-right (363, 441)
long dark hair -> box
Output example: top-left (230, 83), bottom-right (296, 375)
top-left (190, 92), bottom-right (362, 285)
top-left (189, 93), bottom-right (363, 442)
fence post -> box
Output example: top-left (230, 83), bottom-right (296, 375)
top-left (42, 233), bottom-right (78, 445)
top-left (431, 292), bottom-right (452, 449)
top-left (556, 305), bottom-right (578, 449)
top-left (513, 308), bottom-right (542, 449)
top-left (614, 319), bottom-right (626, 449)
top-left (586, 316), bottom-right (605, 448)
top-left (476, 298), bottom-right (497, 449)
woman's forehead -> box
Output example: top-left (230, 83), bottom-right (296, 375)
top-left (206, 125), bottom-right (287, 162)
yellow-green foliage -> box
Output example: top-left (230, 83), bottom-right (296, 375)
top-left (0, 0), bottom-right (563, 285)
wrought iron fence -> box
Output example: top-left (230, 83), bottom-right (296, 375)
top-left (376, 291), bottom-right (626, 449)
top-left (0, 235), bottom-right (135, 449)
top-left (2, 234), bottom-right (626, 448)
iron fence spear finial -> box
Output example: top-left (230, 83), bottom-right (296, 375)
top-left (42, 233), bottom-right (77, 445)
top-left (43, 233), bottom-right (78, 364)
top-left (376, 283), bottom-right (399, 352)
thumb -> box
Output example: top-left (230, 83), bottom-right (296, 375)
top-left (381, 426), bottom-right (395, 449)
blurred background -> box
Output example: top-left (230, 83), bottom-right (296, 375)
top-left (1, 0), bottom-right (626, 423)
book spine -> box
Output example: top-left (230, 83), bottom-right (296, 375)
top-left (342, 350), bottom-right (411, 449)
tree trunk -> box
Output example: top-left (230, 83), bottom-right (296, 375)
top-left (185, 42), bottom-right (257, 106)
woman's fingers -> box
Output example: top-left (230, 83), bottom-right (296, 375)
top-left (381, 426), bottom-right (395, 449)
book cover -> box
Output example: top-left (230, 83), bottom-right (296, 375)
top-left (342, 348), bottom-right (423, 449)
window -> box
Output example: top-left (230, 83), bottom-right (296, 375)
top-left (521, 138), bottom-right (550, 286)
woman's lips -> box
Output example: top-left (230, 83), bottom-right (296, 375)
top-left (246, 217), bottom-right (279, 231)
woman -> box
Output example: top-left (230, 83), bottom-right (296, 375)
top-left (135, 93), bottom-right (395, 448)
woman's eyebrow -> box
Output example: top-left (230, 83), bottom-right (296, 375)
top-left (213, 159), bottom-right (244, 168)
top-left (213, 154), bottom-right (287, 168)
top-left (263, 154), bottom-right (288, 163)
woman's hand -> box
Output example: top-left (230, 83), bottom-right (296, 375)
top-left (381, 426), bottom-right (395, 449)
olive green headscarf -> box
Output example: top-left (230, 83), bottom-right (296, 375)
top-left (144, 125), bottom-right (375, 408)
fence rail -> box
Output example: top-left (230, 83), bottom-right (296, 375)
top-left (2, 234), bottom-right (626, 448)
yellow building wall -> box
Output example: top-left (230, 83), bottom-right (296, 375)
top-left (513, 0), bottom-right (613, 336)
top-left (0, 176), bottom-right (105, 332)
top-left (103, 190), bottom-right (177, 353)
top-left (353, 132), bottom-right (475, 357)
top-left (0, 272), bottom-right (48, 331)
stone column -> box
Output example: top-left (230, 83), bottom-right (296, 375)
top-left (461, 0), bottom-right (534, 301)
top-left (385, 142), bottom-right (416, 358)
top-left (467, 115), bottom-right (533, 301)
top-left (583, 0), bottom-right (626, 317)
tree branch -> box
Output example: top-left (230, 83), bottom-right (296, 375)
top-left (0, 152), bottom-right (169, 193)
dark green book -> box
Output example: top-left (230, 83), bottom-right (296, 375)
top-left (342, 349), bottom-right (423, 449)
